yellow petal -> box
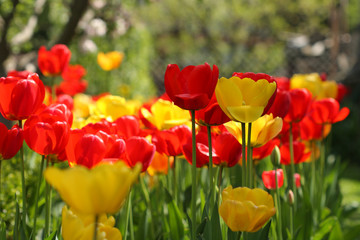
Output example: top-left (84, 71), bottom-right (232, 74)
top-left (45, 162), bottom-right (141, 214)
top-left (96, 95), bottom-right (135, 121)
top-left (227, 105), bottom-right (264, 123)
top-left (236, 78), bottom-right (276, 106)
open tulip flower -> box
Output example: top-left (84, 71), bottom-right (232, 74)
top-left (195, 93), bottom-right (231, 126)
top-left (262, 169), bottom-right (284, 190)
top-left (300, 116), bottom-right (331, 141)
top-left (56, 64), bottom-right (88, 96)
top-left (308, 98), bottom-right (350, 125)
top-left (280, 141), bottom-right (311, 165)
top-left (164, 63), bottom-right (219, 110)
top-left (0, 73), bottom-right (45, 120)
top-left (225, 114), bottom-right (283, 148)
top-left (44, 161), bottom-right (141, 214)
top-left (95, 95), bottom-right (140, 121)
top-left (61, 206), bottom-right (122, 240)
top-left (0, 123), bottom-right (23, 160)
top-left (219, 186), bottom-right (276, 232)
top-left (38, 44), bottom-right (71, 76)
top-left (215, 72), bottom-right (277, 123)
top-left (97, 51), bottom-right (124, 71)
top-left (140, 98), bottom-right (190, 130)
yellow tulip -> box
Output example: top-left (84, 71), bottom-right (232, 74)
top-left (290, 73), bottom-right (322, 97)
top-left (317, 80), bottom-right (338, 99)
top-left (97, 51), bottom-right (124, 71)
top-left (215, 76), bottom-right (276, 123)
top-left (219, 186), bottom-right (276, 232)
top-left (140, 99), bottom-right (190, 130)
top-left (44, 161), bottom-right (141, 214)
top-left (61, 206), bottom-right (122, 240)
top-left (95, 95), bottom-right (139, 121)
top-left (225, 114), bottom-right (283, 148)
top-left (73, 94), bottom-right (95, 119)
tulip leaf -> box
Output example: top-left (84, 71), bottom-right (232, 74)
top-left (312, 216), bottom-right (338, 240)
top-left (227, 228), bottom-right (238, 240)
top-left (14, 200), bottom-right (20, 240)
top-left (164, 188), bottom-right (184, 240)
top-left (0, 221), bottom-right (6, 240)
top-left (247, 220), bottom-right (271, 240)
top-left (44, 231), bottom-right (57, 240)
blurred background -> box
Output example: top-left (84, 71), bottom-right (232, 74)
top-left (0, 0), bottom-right (360, 159)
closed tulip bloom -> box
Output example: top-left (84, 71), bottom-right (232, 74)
top-left (219, 186), bottom-right (276, 232)
top-left (212, 131), bottom-right (242, 167)
top-left (96, 95), bottom-right (139, 121)
top-left (216, 72), bottom-right (277, 123)
top-left (113, 115), bottom-right (141, 139)
top-left (61, 206), bottom-right (122, 240)
top-left (290, 73), bottom-right (322, 97)
top-left (308, 98), bottom-right (349, 125)
top-left (0, 123), bottom-right (23, 160)
top-left (195, 93), bottom-right (231, 126)
top-left (284, 88), bottom-right (312, 123)
top-left (45, 161), bottom-right (141, 214)
top-left (266, 89), bottom-right (290, 118)
top-left (294, 173), bottom-right (301, 188)
top-left (0, 73), bottom-right (45, 120)
top-left (280, 141), bottom-right (311, 165)
top-left (122, 136), bottom-right (156, 172)
top-left (225, 114), bottom-right (283, 148)
top-left (38, 44), bottom-right (71, 76)
top-left (165, 63), bottom-right (219, 110)
top-left (262, 169), bottom-right (284, 190)
top-left (97, 51), bottom-right (124, 71)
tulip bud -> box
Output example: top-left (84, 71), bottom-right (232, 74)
top-left (271, 145), bottom-right (281, 167)
top-left (288, 190), bottom-right (294, 206)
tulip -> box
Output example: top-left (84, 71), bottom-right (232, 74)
top-left (308, 98), bottom-right (349, 125)
top-left (195, 93), bottom-right (230, 126)
top-left (57, 64), bottom-right (87, 96)
top-left (0, 123), bottom-right (23, 160)
top-left (280, 141), bottom-right (311, 165)
top-left (165, 63), bottom-right (219, 110)
top-left (95, 95), bottom-right (139, 121)
top-left (266, 89), bottom-right (290, 118)
top-left (38, 44), bottom-right (71, 76)
top-left (216, 72), bottom-right (277, 123)
top-left (113, 115), bottom-right (141, 139)
top-left (252, 139), bottom-right (280, 163)
top-left (212, 131), bottom-right (242, 167)
top-left (122, 136), bottom-right (156, 172)
top-left (300, 116), bottom-right (331, 141)
top-left (147, 151), bottom-right (170, 176)
top-left (284, 88), bottom-right (312, 123)
top-left (225, 114), bottom-right (283, 148)
top-left (97, 51), bottom-right (124, 71)
top-left (294, 173), bottom-right (301, 188)
top-left (44, 161), bottom-right (141, 214)
top-left (61, 206), bottom-right (122, 240)
top-left (290, 73), bottom-right (322, 97)
top-left (317, 80), bottom-right (338, 100)
top-left (336, 83), bottom-right (348, 102)
top-left (262, 169), bottom-right (284, 190)
top-left (140, 99), bottom-right (190, 130)
top-left (0, 73), bottom-right (45, 120)
top-left (24, 104), bottom-right (71, 156)
top-left (219, 186), bottom-right (276, 232)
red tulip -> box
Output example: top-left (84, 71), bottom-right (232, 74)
top-left (55, 94), bottom-right (74, 111)
top-left (113, 115), bottom-right (141, 139)
top-left (56, 64), bottom-right (87, 96)
top-left (195, 93), bottom-right (230, 126)
top-left (300, 116), bottom-right (331, 141)
top-left (183, 131), bottom-right (221, 168)
top-left (262, 169), bottom-right (284, 190)
top-left (122, 136), bottom-right (156, 172)
top-left (0, 73), bottom-right (45, 120)
top-left (275, 77), bottom-right (290, 91)
top-left (253, 139), bottom-right (280, 162)
top-left (38, 44), bottom-right (71, 76)
top-left (280, 141), bottom-right (311, 165)
top-left (284, 88), bottom-right (312, 123)
top-left (212, 131), bottom-right (242, 167)
top-left (164, 63), bottom-right (219, 110)
top-left (24, 104), bottom-right (71, 156)
top-left (266, 89), bottom-right (290, 118)
top-left (336, 83), bottom-right (348, 102)
top-left (308, 98), bottom-right (349, 125)
top-left (0, 123), bottom-right (23, 160)
top-left (278, 121), bottom-right (300, 143)
top-left (7, 70), bottom-right (33, 78)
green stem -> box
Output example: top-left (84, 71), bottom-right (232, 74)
top-left (290, 205), bottom-right (294, 240)
top-left (173, 156), bottom-right (178, 204)
top-left (207, 126), bottom-right (214, 217)
top-left (275, 167), bottom-right (283, 240)
top-left (140, 176), bottom-right (155, 237)
top-left (190, 109), bottom-right (197, 240)
top-left (217, 165), bottom-right (224, 206)
top-left (289, 122), bottom-right (297, 208)
top-left (241, 122), bottom-right (247, 187)
top-left (44, 157), bottom-right (52, 237)
top-left (93, 214), bottom-right (99, 240)
top-left (31, 155), bottom-right (45, 239)
top-left (18, 120), bottom-right (28, 237)
top-left (247, 123), bottom-right (252, 188)
top-left (124, 190), bottom-right (132, 240)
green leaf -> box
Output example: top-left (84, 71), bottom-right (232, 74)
top-left (344, 224), bottom-right (360, 240)
top-left (0, 221), bottom-right (6, 239)
top-left (44, 231), bottom-right (57, 240)
top-left (227, 228), bottom-right (238, 240)
top-left (164, 188), bottom-right (184, 240)
top-left (247, 220), bottom-right (272, 240)
top-left (312, 216), bottom-right (337, 240)
top-left (328, 218), bottom-right (343, 240)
